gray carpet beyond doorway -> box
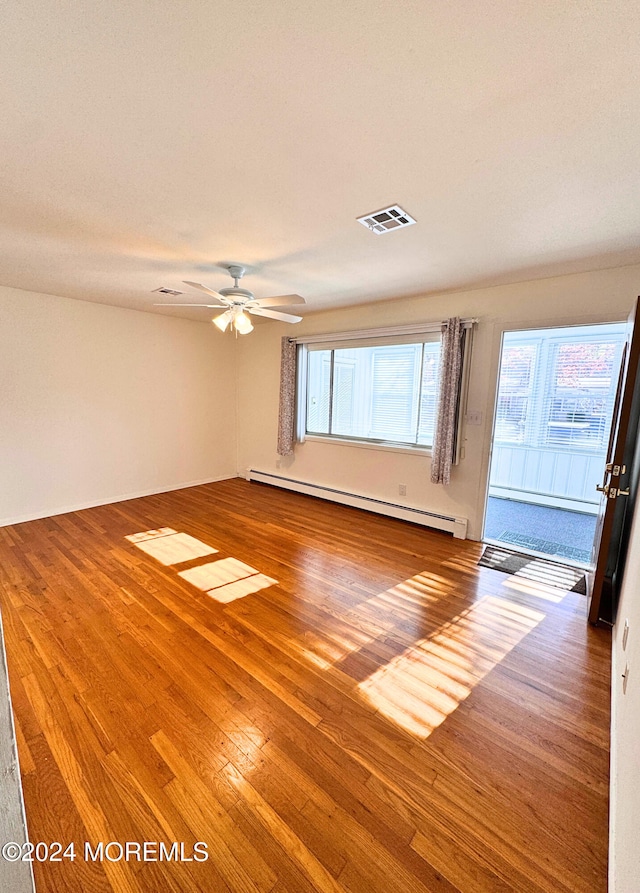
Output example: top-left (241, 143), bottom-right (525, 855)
top-left (484, 497), bottom-right (596, 564)
top-left (479, 544), bottom-right (587, 594)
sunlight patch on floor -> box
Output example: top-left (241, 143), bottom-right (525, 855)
top-left (358, 595), bottom-right (544, 739)
top-left (480, 546), bottom-right (515, 566)
top-left (441, 553), bottom-right (485, 574)
top-left (370, 572), bottom-right (459, 620)
top-left (501, 576), bottom-right (566, 603)
top-left (179, 557), bottom-right (259, 591)
top-left (294, 572), bottom-right (446, 666)
top-left (128, 531), bottom-right (218, 565)
top-left (207, 573), bottom-right (277, 603)
top-left (178, 557), bottom-right (278, 604)
top-left (395, 571), bottom-right (458, 598)
top-left (299, 625), bottom-right (379, 664)
top-left (516, 560), bottom-right (581, 590)
top-left (126, 531), bottom-right (276, 603)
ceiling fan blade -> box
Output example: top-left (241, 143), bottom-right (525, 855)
top-left (246, 294), bottom-right (306, 308)
top-left (183, 280), bottom-right (228, 301)
top-left (248, 307), bottom-right (303, 323)
top-left (154, 302), bottom-right (228, 308)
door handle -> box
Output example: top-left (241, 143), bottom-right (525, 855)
top-left (597, 462), bottom-right (628, 494)
top-left (597, 484), bottom-right (630, 499)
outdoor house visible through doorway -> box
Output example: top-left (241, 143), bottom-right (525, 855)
top-left (485, 322), bottom-right (626, 566)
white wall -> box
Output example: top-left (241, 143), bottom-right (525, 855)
top-left (237, 264), bottom-right (640, 539)
top-left (610, 505), bottom-right (640, 892)
top-left (0, 285), bottom-right (237, 525)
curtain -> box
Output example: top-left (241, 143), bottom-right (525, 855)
top-left (277, 337), bottom-right (297, 456)
top-left (430, 317), bottom-right (464, 485)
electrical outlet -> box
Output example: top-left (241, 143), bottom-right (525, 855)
top-left (466, 410), bottom-right (483, 425)
top-left (398, 484), bottom-right (407, 496)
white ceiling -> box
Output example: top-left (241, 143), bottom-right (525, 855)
top-left (2, 1), bottom-right (640, 320)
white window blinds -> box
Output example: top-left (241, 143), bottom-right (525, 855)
top-left (545, 341), bottom-right (619, 448)
top-left (305, 337), bottom-right (441, 447)
top-left (494, 328), bottom-right (624, 452)
top-left (494, 343), bottom-right (538, 444)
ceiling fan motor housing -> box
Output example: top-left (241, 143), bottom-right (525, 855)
top-left (218, 286), bottom-right (254, 301)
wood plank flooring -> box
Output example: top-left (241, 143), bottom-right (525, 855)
top-left (0, 479), bottom-right (611, 892)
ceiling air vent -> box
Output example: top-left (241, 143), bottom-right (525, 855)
top-left (152, 287), bottom-right (183, 296)
top-left (357, 205), bottom-right (416, 234)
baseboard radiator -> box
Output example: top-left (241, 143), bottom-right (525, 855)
top-left (246, 470), bottom-right (468, 539)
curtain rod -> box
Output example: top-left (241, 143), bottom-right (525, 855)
top-left (288, 318), bottom-right (478, 344)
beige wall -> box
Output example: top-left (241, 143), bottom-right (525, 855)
top-left (610, 498), bottom-right (640, 891)
top-left (0, 285), bottom-right (237, 525)
top-left (237, 264), bottom-right (640, 539)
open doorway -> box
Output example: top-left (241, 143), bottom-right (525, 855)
top-left (484, 322), bottom-right (626, 566)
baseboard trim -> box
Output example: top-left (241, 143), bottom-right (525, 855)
top-left (489, 486), bottom-right (599, 515)
top-left (247, 470), bottom-right (468, 539)
top-left (0, 474), bottom-right (237, 528)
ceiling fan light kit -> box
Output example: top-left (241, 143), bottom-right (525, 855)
top-left (213, 310), bottom-right (233, 332)
top-left (154, 264), bottom-right (304, 335)
top-left (232, 310), bottom-right (254, 335)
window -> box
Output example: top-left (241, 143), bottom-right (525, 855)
top-left (493, 325), bottom-right (624, 452)
top-left (494, 343), bottom-right (538, 444)
top-left (545, 340), bottom-right (619, 448)
top-left (305, 336), bottom-right (441, 448)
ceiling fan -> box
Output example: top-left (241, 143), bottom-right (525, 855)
top-left (154, 264), bottom-right (305, 334)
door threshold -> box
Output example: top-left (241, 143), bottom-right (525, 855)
top-left (482, 538), bottom-right (592, 571)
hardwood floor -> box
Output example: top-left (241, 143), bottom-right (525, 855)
top-left (0, 479), bottom-right (610, 892)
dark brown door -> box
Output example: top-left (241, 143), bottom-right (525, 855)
top-left (588, 298), bottom-right (640, 625)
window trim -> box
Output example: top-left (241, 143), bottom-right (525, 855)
top-left (289, 320), bottom-right (476, 346)
top-left (304, 433), bottom-right (432, 457)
